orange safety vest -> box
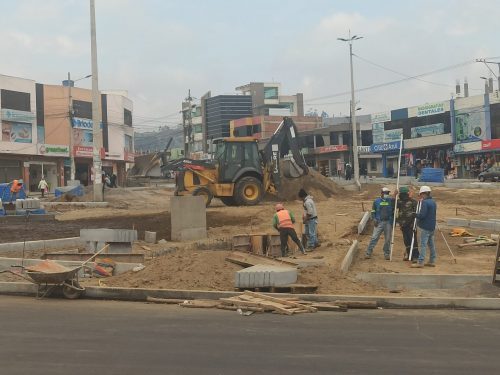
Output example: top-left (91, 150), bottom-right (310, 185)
top-left (11, 180), bottom-right (22, 193)
top-left (277, 209), bottom-right (294, 229)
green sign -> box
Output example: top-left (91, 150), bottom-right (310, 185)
top-left (417, 102), bottom-right (445, 117)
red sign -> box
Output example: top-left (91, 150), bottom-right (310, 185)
top-left (316, 144), bottom-right (349, 154)
top-left (124, 149), bottom-right (135, 162)
top-left (481, 139), bottom-right (500, 151)
top-left (73, 146), bottom-right (93, 158)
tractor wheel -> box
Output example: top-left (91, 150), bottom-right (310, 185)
top-left (220, 196), bottom-right (237, 206)
top-left (234, 177), bottom-right (263, 206)
top-left (192, 187), bottom-right (213, 207)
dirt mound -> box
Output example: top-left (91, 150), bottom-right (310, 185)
top-left (278, 169), bottom-right (346, 201)
top-left (104, 249), bottom-right (241, 290)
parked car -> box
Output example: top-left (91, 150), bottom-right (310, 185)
top-left (478, 166), bottom-right (500, 182)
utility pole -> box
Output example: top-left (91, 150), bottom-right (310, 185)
top-left (338, 32), bottom-right (363, 190)
top-left (477, 58), bottom-right (500, 92)
top-left (182, 90), bottom-right (193, 157)
top-left (90, 0), bottom-right (103, 201)
top-left (67, 72), bottom-right (75, 182)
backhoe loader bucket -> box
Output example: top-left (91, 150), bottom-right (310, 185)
top-left (282, 159), bottom-right (306, 178)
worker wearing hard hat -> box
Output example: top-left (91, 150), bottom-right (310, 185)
top-left (396, 186), bottom-right (419, 262)
top-left (365, 187), bottom-right (396, 260)
top-left (10, 179), bottom-right (23, 202)
top-left (273, 203), bottom-right (307, 257)
top-left (412, 186), bottom-right (437, 268)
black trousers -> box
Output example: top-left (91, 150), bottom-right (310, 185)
top-left (279, 228), bottom-right (303, 256)
top-left (401, 225), bottom-right (419, 260)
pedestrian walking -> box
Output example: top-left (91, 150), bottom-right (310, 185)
top-left (365, 187), bottom-right (395, 260)
top-left (412, 186), bottom-right (437, 268)
top-left (272, 203), bottom-right (307, 257)
top-left (345, 163), bottom-right (352, 180)
top-left (38, 176), bottom-right (49, 198)
top-left (110, 173), bottom-right (118, 188)
top-left (9, 179), bottom-right (23, 202)
top-left (396, 186), bottom-right (419, 262)
top-left (298, 189), bottom-right (320, 251)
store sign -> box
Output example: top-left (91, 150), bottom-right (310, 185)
top-left (370, 140), bottom-right (403, 153)
top-left (1, 108), bottom-right (35, 123)
top-left (73, 129), bottom-right (93, 147)
top-left (411, 123), bottom-right (445, 138)
top-left (38, 144), bottom-right (69, 157)
top-left (124, 149), bottom-right (135, 162)
top-left (357, 146), bottom-right (372, 154)
top-left (74, 145), bottom-right (93, 158)
top-left (384, 129), bottom-right (403, 142)
top-left (371, 112), bottom-right (391, 124)
top-left (417, 102), bottom-right (445, 117)
top-left (481, 139), bottom-right (500, 150)
top-left (315, 144), bottom-right (348, 154)
top-left (71, 117), bottom-right (93, 130)
top-left (455, 106), bottom-right (489, 144)
top-left (453, 141), bottom-right (482, 153)
top-left (1, 122), bottom-right (33, 143)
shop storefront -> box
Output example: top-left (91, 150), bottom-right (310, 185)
top-left (454, 139), bottom-right (500, 178)
top-left (370, 140), bottom-right (402, 178)
top-left (310, 145), bottom-right (349, 177)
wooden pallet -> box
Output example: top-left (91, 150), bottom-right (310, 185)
top-left (492, 237), bottom-right (500, 286)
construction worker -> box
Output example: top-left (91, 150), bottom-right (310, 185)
top-left (298, 189), bottom-right (320, 251)
top-left (397, 186), bottom-right (419, 262)
top-left (273, 203), bottom-right (307, 257)
top-left (412, 186), bottom-right (437, 268)
top-left (365, 187), bottom-right (395, 260)
top-left (10, 179), bottom-right (23, 202)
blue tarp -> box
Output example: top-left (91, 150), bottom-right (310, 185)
top-left (0, 183), bottom-right (26, 202)
top-left (420, 168), bottom-right (444, 183)
top-left (54, 184), bottom-right (84, 198)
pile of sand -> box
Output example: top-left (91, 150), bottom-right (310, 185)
top-left (278, 169), bottom-right (346, 201)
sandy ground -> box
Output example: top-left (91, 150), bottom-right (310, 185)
top-left (1, 179), bottom-right (499, 297)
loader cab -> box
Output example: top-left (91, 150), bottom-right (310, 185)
top-left (214, 138), bottom-right (262, 182)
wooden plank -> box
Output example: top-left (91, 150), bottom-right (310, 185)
top-left (243, 291), bottom-right (317, 312)
top-left (458, 241), bottom-right (497, 248)
top-left (219, 297), bottom-right (292, 314)
top-left (216, 304), bottom-right (264, 312)
top-left (179, 300), bottom-right (220, 308)
top-left (311, 303), bottom-right (348, 312)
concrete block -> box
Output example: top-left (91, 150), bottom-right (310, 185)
top-left (358, 211), bottom-right (370, 234)
top-left (235, 265), bottom-right (297, 288)
top-left (0, 237), bottom-right (84, 254)
top-left (80, 229), bottom-right (137, 243)
top-left (446, 218), bottom-right (500, 231)
top-left (170, 196), bottom-right (207, 242)
top-left (144, 231), bottom-right (157, 244)
top-left (340, 240), bottom-right (359, 274)
top-left (15, 200), bottom-right (23, 210)
top-left (356, 273), bottom-right (491, 290)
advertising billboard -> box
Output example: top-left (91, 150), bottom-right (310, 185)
top-left (455, 106), bottom-right (489, 144)
top-left (411, 123), bottom-right (445, 138)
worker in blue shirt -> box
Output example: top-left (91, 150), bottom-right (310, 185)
top-left (365, 187), bottom-right (395, 260)
top-left (412, 185), bottom-right (438, 268)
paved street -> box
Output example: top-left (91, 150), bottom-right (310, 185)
top-left (1, 296), bottom-right (499, 375)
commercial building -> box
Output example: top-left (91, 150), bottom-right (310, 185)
top-left (0, 73), bottom-right (134, 192)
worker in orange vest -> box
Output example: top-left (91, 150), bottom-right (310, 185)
top-left (272, 203), bottom-right (307, 257)
top-left (10, 179), bottom-right (23, 202)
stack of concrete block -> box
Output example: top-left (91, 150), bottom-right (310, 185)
top-left (15, 198), bottom-right (41, 210)
top-left (235, 265), bottom-right (297, 288)
top-left (80, 228), bottom-right (138, 253)
top-left (170, 196), bottom-right (207, 241)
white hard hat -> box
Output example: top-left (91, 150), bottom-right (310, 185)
top-left (381, 187), bottom-right (390, 193)
top-left (419, 186), bottom-right (432, 194)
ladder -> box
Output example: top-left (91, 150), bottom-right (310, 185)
top-left (493, 237), bottom-right (500, 286)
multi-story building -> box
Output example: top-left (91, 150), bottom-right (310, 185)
top-left (0, 73), bottom-right (134, 191)
top-left (205, 94), bottom-right (253, 140)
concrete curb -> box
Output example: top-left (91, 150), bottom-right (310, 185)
top-left (1, 282), bottom-right (500, 309)
top-left (358, 212), bottom-right (370, 234)
top-left (357, 273), bottom-right (491, 289)
top-left (42, 202), bottom-right (109, 208)
top-left (340, 240), bottom-right (359, 274)
top-left (446, 218), bottom-right (500, 231)
top-left (0, 237), bottom-right (84, 253)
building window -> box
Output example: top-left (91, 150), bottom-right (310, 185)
top-left (370, 159), bottom-right (377, 171)
top-left (72, 100), bottom-right (92, 119)
top-left (124, 134), bottom-right (133, 151)
top-left (330, 132), bottom-right (339, 145)
top-left (282, 102), bottom-right (294, 112)
top-left (124, 109), bottom-right (132, 126)
top-left (1, 89), bottom-right (30, 112)
top-left (264, 87), bottom-right (278, 100)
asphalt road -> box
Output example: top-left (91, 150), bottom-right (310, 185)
top-left (1, 296), bottom-right (500, 375)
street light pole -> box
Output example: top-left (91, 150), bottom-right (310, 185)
top-left (90, 0), bottom-right (103, 201)
top-left (338, 32), bottom-right (363, 190)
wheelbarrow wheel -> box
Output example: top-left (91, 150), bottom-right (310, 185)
top-left (62, 280), bottom-right (85, 299)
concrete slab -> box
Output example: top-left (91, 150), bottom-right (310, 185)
top-left (170, 196), bottom-right (207, 242)
top-left (358, 212), bottom-right (370, 234)
top-left (80, 229), bottom-right (138, 243)
top-left (0, 237), bottom-right (84, 254)
top-left (144, 231), bottom-right (157, 244)
top-left (446, 218), bottom-right (500, 231)
top-left (235, 264), bottom-right (297, 288)
top-left (340, 240), bottom-right (359, 274)
top-left (42, 202), bottom-right (109, 208)
top-left (356, 273), bottom-right (491, 289)
top-left (0, 214), bottom-right (55, 223)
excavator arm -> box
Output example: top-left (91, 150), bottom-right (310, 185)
top-left (261, 117), bottom-right (308, 190)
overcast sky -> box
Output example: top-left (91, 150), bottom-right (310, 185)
top-left (0, 0), bottom-right (499, 132)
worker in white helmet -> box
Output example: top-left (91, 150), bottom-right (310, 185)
top-left (412, 186), bottom-right (437, 268)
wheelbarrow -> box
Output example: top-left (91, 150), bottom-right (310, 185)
top-left (25, 261), bottom-right (85, 299)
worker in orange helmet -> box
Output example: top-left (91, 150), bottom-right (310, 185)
top-left (10, 179), bottom-right (23, 202)
top-left (272, 203), bottom-right (307, 257)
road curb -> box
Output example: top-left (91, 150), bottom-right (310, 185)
top-left (2, 282), bottom-right (500, 310)
top-left (340, 240), bottom-right (359, 274)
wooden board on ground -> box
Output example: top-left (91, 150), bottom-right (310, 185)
top-left (270, 284), bottom-right (318, 294)
top-left (225, 251), bottom-right (297, 268)
top-left (146, 296), bottom-right (188, 304)
top-left (458, 240), bottom-right (497, 248)
top-left (333, 300), bottom-right (378, 309)
top-left (179, 300), bottom-right (221, 308)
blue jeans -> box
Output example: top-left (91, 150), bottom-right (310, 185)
top-left (306, 218), bottom-right (318, 248)
top-left (418, 228), bottom-right (436, 264)
top-left (366, 220), bottom-right (392, 258)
